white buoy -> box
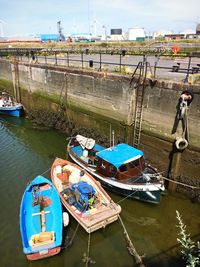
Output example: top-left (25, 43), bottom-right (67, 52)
top-left (63, 212), bottom-right (69, 227)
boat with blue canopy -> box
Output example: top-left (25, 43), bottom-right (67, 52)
top-left (19, 176), bottom-right (63, 260)
top-left (67, 135), bottom-right (165, 204)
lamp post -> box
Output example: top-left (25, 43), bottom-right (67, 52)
top-left (0, 20), bottom-right (5, 37)
top-left (102, 25), bottom-right (107, 41)
top-left (88, 0), bottom-right (91, 34)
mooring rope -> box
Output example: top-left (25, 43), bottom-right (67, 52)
top-left (161, 176), bottom-right (200, 190)
top-left (117, 190), bottom-right (139, 204)
top-left (182, 105), bottom-right (188, 139)
top-left (40, 167), bottom-right (51, 176)
top-left (116, 174), bottom-right (200, 205)
top-left (118, 215), bottom-right (145, 267)
top-left (67, 223), bottom-right (79, 248)
top-left (86, 232), bottom-right (91, 267)
top-left (82, 232), bottom-right (96, 266)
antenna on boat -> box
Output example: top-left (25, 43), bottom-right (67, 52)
top-left (110, 124), bottom-right (112, 147)
top-left (112, 130), bottom-right (115, 148)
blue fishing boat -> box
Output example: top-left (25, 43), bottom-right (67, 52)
top-left (20, 176), bottom-right (63, 260)
top-left (67, 135), bottom-right (165, 204)
top-left (0, 92), bottom-right (23, 117)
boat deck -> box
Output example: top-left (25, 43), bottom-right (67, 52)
top-left (52, 160), bottom-right (121, 233)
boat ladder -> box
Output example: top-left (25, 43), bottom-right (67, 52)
top-left (58, 73), bottom-right (68, 112)
top-left (129, 59), bottom-right (153, 148)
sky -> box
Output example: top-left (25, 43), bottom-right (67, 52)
top-left (0, 0), bottom-right (199, 37)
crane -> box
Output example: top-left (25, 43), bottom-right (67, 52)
top-left (57, 21), bottom-right (64, 41)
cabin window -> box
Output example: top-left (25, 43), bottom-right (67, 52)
top-left (140, 157), bottom-right (145, 168)
top-left (129, 159), bottom-right (140, 168)
top-left (88, 150), bottom-right (96, 157)
top-left (110, 165), bottom-right (116, 175)
top-left (119, 164), bottom-right (128, 172)
top-left (94, 157), bottom-right (99, 165)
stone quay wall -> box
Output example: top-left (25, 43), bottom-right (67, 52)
top-left (0, 58), bottom-right (200, 200)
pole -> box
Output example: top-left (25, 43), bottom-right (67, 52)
top-left (81, 52), bottom-right (84, 69)
top-left (184, 55), bottom-right (192, 83)
top-left (112, 130), bottom-right (115, 148)
top-left (119, 53), bottom-right (122, 73)
top-left (55, 52), bottom-right (57, 65)
top-left (99, 52), bottom-right (102, 71)
top-left (168, 147), bottom-right (182, 192)
top-left (67, 52), bottom-right (69, 67)
top-left (87, 0), bottom-right (90, 34)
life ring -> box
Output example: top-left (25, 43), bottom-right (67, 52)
top-left (172, 45), bottom-right (180, 54)
top-left (175, 137), bottom-right (188, 150)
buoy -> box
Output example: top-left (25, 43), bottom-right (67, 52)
top-left (175, 137), bottom-right (188, 150)
top-left (63, 212), bottom-right (69, 227)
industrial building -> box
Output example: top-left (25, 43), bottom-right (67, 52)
top-left (40, 34), bottom-right (65, 42)
top-left (110, 28), bottom-right (124, 41)
top-left (128, 27), bottom-right (145, 41)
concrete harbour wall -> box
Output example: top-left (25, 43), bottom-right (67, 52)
top-left (0, 58), bottom-right (200, 199)
top-left (1, 59), bottom-right (199, 145)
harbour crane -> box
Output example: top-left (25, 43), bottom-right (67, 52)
top-left (57, 21), bottom-right (65, 42)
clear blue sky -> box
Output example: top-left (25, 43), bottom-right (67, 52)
top-left (0, 0), bottom-right (199, 37)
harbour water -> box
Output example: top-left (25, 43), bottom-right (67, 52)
top-left (0, 115), bottom-right (199, 267)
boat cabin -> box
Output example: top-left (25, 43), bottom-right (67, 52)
top-left (95, 144), bottom-right (145, 180)
top-left (70, 136), bottom-right (146, 181)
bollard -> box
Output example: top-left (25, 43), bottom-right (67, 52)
top-left (89, 60), bottom-right (93, 68)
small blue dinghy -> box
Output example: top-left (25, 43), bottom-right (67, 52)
top-left (0, 92), bottom-right (23, 117)
top-left (20, 176), bottom-right (63, 260)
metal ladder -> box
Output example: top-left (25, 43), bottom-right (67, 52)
top-left (58, 73), bottom-right (68, 112)
top-left (129, 59), bottom-right (150, 148)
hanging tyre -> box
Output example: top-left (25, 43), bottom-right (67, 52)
top-left (175, 137), bottom-right (188, 150)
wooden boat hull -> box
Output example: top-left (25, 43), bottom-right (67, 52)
top-left (67, 140), bottom-right (165, 204)
top-left (20, 176), bottom-right (63, 260)
top-left (51, 158), bottom-right (121, 233)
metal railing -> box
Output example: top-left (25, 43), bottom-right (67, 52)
top-left (0, 48), bottom-right (200, 82)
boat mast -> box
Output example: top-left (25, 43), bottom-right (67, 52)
top-left (112, 130), bottom-right (115, 148)
top-left (110, 124), bottom-right (112, 147)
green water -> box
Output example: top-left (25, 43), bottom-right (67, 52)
top-left (0, 115), bottom-right (199, 267)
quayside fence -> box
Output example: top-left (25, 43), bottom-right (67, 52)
top-left (0, 48), bottom-right (199, 82)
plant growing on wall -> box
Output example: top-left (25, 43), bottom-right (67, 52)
top-left (176, 210), bottom-right (200, 267)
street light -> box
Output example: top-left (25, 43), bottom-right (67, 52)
top-left (102, 25), bottom-right (107, 41)
top-left (0, 19), bottom-right (5, 37)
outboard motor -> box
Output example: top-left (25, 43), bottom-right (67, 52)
top-left (72, 181), bottom-right (95, 211)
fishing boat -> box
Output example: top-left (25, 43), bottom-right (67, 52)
top-left (0, 92), bottom-right (23, 117)
top-left (51, 158), bottom-right (121, 233)
top-left (67, 135), bottom-right (165, 204)
top-left (19, 176), bottom-right (63, 260)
